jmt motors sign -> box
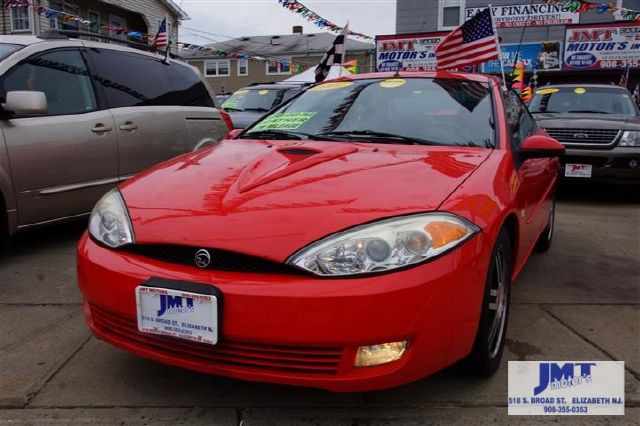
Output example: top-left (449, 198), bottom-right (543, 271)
top-left (466, 4), bottom-right (579, 28)
top-left (564, 22), bottom-right (640, 70)
top-left (375, 33), bottom-right (447, 72)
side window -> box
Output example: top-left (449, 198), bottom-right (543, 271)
top-left (166, 63), bottom-right (215, 107)
top-left (87, 49), bottom-right (173, 108)
top-left (282, 89), bottom-right (300, 102)
top-left (1, 49), bottom-right (97, 115)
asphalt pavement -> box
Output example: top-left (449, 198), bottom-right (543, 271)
top-left (0, 184), bottom-right (638, 425)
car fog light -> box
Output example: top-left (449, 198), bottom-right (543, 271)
top-left (355, 341), bottom-right (408, 367)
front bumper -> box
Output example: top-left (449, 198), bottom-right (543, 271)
top-left (77, 232), bottom-right (491, 392)
top-left (560, 147), bottom-right (640, 184)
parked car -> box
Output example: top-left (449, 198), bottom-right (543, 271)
top-left (78, 72), bottom-right (564, 391)
top-left (0, 33), bottom-right (231, 243)
top-left (529, 84), bottom-right (640, 184)
top-left (222, 83), bottom-right (307, 128)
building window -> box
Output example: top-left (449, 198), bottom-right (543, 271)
top-left (237, 58), bottom-right (248, 76)
top-left (205, 60), bottom-right (230, 77)
top-left (108, 14), bottom-right (127, 39)
top-left (86, 10), bottom-right (100, 41)
top-left (10, 7), bottom-right (31, 33)
top-left (438, 0), bottom-right (465, 30)
top-left (266, 57), bottom-right (291, 75)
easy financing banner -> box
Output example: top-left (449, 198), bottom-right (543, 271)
top-left (375, 32), bottom-right (448, 72)
top-left (483, 42), bottom-right (562, 74)
top-left (564, 22), bottom-right (640, 70)
top-left (466, 4), bottom-right (579, 28)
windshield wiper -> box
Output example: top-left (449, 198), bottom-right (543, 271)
top-left (223, 107), bottom-right (243, 112)
top-left (242, 130), bottom-right (343, 141)
top-left (568, 110), bottom-right (611, 114)
top-left (243, 107), bottom-right (271, 112)
top-left (319, 130), bottom-right (443, 146)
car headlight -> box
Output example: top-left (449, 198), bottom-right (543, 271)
top-left (287, 213), bottom-right (479, 276)
top-left (89, 189), bottom-right (135, 248)
top-left (619, 131), bottom-right (640, 147)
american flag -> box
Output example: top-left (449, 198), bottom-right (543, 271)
top-left (315, 23), bottom-right (348, 83)
top-left (436, 8), bottom-right (499, 71)
top-left (152, 17), bottom-right (169, 49)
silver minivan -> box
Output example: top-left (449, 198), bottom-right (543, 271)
top-left (0, 34), bottom-right (229, 242)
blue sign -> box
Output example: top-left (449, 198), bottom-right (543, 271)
top-left (482, 42), bottom-right (562, 74)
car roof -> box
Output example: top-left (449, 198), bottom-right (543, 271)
top-left (538, 83), bottom-right (628, 90)
top-left (331, 71), bottom-right (497, 84)
top-left (0, 34), bottom-right (171, 63)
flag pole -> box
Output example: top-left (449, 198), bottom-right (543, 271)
top-left (163, 16), bottom-right (171, 64)
top-left (488, 4), bottom-right (507, 90)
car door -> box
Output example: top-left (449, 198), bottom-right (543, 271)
top-left (506, 91), bottom-right (557, 265)
top-left (86, 48), bottom-right (187, 179)
top-left (0, 48), bottom-right (118, 226)
top-left (165, 61), bottom-right (227, 151)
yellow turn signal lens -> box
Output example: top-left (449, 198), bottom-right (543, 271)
top-left (355, 341), bottom-right (408, 367)
top-left (425, 221), bottom-right (469, 249)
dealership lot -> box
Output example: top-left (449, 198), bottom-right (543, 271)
top-left (0, 185), bottom-right (638, 425)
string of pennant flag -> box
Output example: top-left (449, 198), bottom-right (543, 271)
top-left (1, 0), bottom-right (309, 70)
top-left (541, 0), bottom-right (640, 21)
top-left (277, 0), bottom-right (374, 41)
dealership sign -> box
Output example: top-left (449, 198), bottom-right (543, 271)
top-left (564, 22), bottom-right (640, 70)
top-left (375, 33), bottom-right (447, 72)
top-left (466, 4), bottom-right (579, 28)
top-left (483, 42), bottom-right (562, 74)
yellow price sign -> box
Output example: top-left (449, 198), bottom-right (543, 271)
top-left (308, 81), bottom-right (354, 91)
top-left (535, 88), bottom-right (559, 95)
top-left (379, 78), bottom-right (406, 88)
top-left (574, 87), bottom-right (586, 94)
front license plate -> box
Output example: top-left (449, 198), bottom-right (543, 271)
top-left (565, 163), bottom-right (592, 178)
top-left (136, 285), bottom-right (218, 345)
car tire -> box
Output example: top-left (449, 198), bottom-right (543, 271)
top-left (464, 227), bottom-right (511, 376)
top-left (536, 198), bottom-right (555, 252)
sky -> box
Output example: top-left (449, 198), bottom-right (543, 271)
top-left (176, 0), bottom-right (396, 46)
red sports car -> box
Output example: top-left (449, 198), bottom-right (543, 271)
top-left (77, 72), bottom-right (564, 392)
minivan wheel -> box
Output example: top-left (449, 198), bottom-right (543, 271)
top-left (464, 227), bottom-right (511, 376)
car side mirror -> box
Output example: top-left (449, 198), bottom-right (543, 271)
top-left (227, 128), bottom-right (242, 139)
top-left (1, 91), bottom-right (48, 116)
top-left (520, 134), bottom-right (565, 160)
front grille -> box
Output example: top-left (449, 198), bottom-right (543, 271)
top-left (90, 304), bottom-right (343, 375)
top-left (120, 245), bottom-right (298, 274)
top-left (545, 128), bottom-right (620, 147)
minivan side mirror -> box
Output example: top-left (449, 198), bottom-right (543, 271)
top-left (520, 134), bottom-right (565, 160)
top-left (2, 91), bottom-right (48, 116)
top-left (226, 128), bottom-right (242, 139)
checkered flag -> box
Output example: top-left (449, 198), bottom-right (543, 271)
top-left (315, 23), bottom-right (348, 83)
top-left (633, 82), bottom-right (640, 107)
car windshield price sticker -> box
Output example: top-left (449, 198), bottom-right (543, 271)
top-left (253, 112), bottom-right (316, 130)
top-left (136, 286), bottom-right (218, 345)
top-left (508, 361), bottom-right (624, 415)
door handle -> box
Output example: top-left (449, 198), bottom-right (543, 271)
top-left (119, 121), bottom-right (138, 131)
top-left (91, 123), bottom-right (112, 133)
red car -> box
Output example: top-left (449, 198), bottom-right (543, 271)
top-left (77, 72), bottom-right (564, 392)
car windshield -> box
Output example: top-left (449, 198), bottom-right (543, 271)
top-left (529, 87), bottom-right (637, 115)
top-left (0, 43), bottom-right (22, 62)
top-left (243, 78), bottom-right (495, 148)
top-left (222, 88), bottom-right (286, 112)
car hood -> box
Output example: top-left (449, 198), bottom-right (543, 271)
top-left (533, 113), bottom-right (640, 131)
top-left (227, 111), bottom-right (267, 129)
top-left (120, 140), bottom-right (491, 262)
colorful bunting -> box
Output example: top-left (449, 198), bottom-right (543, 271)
top-left (541, 0), bottom-right (640, 21)
top-left (277, 0), bottom-right (373, 41)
